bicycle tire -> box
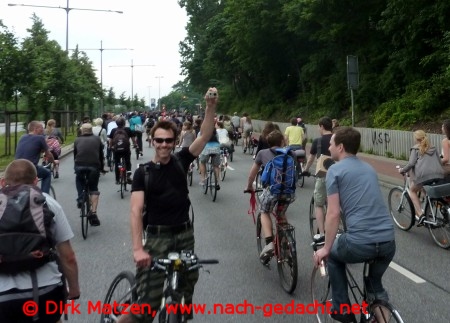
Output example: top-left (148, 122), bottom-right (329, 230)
top-left (49, 185), bottom-right (56, 200)
top-left (310, 266), bottom-right (332, 323)
top-left (100, 271), bottom-right (137, 323)
top-left (230, 150), bottom-right (233, 162)
top-left (220, 160), bottom-right (226, 181)
top-left (425, 199), bottom-right (450, 249)
top-left (81, 192), bottom-right (89, 240)
top-left (249, 142), bottom-right (255, 155)
top-left (187, 170), bottom-right (193, 187)
top-left (256, 212), bottom-right (263, 256)
top-left (309, 196), bottom-right (319, 240)
top-left (388, 187), bottom-right (414, 231)
top-left (277, 227), bottom-right (298, 294)
top-left (209, 167), bottom-right (217, 202)
top-left (369, 299), bottom-right (405, 322)
top-left (120, 167), bottom-right (126, 199)
top-left (296, 163), bottom-right (305, 188)
top-left (203, 166), bottom-right (209, 194)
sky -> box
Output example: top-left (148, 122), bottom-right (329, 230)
top-left (1, 0), bottom-right (189, 105)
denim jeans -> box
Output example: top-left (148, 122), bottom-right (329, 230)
top-left (36, 165), bottom-right (51, 194)
top-left (327, 234), bottom-right (396, 313)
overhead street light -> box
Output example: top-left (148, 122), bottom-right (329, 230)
top-left (72, 41), bottom-right (133, 114)
top-left (109, 60), bottom-right (155, 109)
top-left (155, 76), bottom-right (164, 109)
top-left (8, 1), bottom-right (123, 137)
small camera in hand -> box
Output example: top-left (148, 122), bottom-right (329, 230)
top-left (208, 92), bottom-right (217, 98)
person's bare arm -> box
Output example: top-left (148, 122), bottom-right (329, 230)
top-left (246, 163), bottom-right (261, 191)
top-left (442, 138), bottom-right (449, 165)
top-left (189, 88), bottom-right (218, 156)
top-left (56, 240), bottom-right (80, 299)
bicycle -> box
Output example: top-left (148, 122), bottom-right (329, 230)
top-left (242, 131), bottom-right (257, 155)
top-left (187, 161), bottom-right (195, 187)
top-left (219, 147), bottom-right (229, 181)
top-left (309, 193), bottom-right (346, 241)
top-left (202, 153), bottom-right (219, 202)
top-left (77, 170), bottom-right (91, 240)
top-left (38, 166), bottom-right (56, 200)
top-left (117, 156), bottom-right (128, 199)
top-left (100, 251), bottom-right (218, 323)
top-left (244, 189), bottom-right (298, 294)
top-left (292, 148), bottom-right (306, 188)
top-left (388, 167), bottom-right (450, 248)
top-left (310, 236), bottom-right (404, 323)
top-left (42, 157), bottom-right (56, 179)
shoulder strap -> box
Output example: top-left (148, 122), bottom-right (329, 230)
top-left (98, 128), bottom-right (103, 136)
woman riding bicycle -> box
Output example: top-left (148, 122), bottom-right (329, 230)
top-left (399, 130), bottom-right (444, 226)
top-left (198, 130), bottom-right (221, 190)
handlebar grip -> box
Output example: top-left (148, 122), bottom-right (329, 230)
top-left (244, 190), bottom-right (253, 193)
top-left (198, 259), bottom-right (219, 264)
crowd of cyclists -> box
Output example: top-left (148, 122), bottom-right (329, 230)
top-left (10, 92), bottom-right (450, 322)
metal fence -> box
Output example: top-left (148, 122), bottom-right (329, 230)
top-left (252, 120), bottom-right (444, 161)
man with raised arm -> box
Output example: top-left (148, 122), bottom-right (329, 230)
top-left (313, 127), bottom-right (395, 323)
top-left (118, 88), bottom-right (218, 323)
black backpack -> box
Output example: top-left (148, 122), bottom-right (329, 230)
top-left (112, 128), bottom-right (130, 152)
top-left (0, 184), bottom-right (56, 274)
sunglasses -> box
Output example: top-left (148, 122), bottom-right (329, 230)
top-left (153, 137), bottom-right (175, 144)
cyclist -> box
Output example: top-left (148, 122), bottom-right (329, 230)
top-left (245, 130), bottom-right (295, 263)
top-left (178, 121), bottom-right (196, 149)
top-left (109, 117), bottom-right (135, 185)
top-left (129, 112), bottom-right (144, 156)
top-left (302, 117), bottom-right (333, 241)
top-left (313, 127), bottom-right (396, 323)
top-left (198, 129), bottom-right (221, 190)
top-left (44, 119), bottom-right (64, 144)
top-left (240, 113), bottom-right (253, 153)
top-left (44, 136), bottom-right (61, 178)
top-left (231, 112), bottom-right (240, 131)
top-left (15, 120), bottom-right (54, 194)
top-left (255, 121), bottom-right (280, 157)
top-left (74, 123), bottom-right (104, 226)
top-left (117, 87), bottom-right (218, 323)
top-left (285, 117), bottom-right (304, 150)
top-left (216, 121), bottom-right (233, 153)
top-left (0, 159), bottom-right (80, 323)
top-left (399, 130), bottom-right (444, 226)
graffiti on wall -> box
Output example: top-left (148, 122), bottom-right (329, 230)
top-left (372, 131), bottom-right (391, 150)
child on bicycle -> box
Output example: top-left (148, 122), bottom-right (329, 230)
top-left (245, 130), bottom-right (295, 263)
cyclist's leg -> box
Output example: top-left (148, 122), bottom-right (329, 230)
top-left (175, 228), bottom-right (199, 320)
top-left (87, 168), bottom-right (101, 214)
top-left (198, 154), bottom-right (207, 184)
top-left (74, 167), bottom-right (85, 200)
top-left (314, 177), bottom-right (327, 236)
top-left (36, 165), bottom-right (51, 194)
top-left (259, 190), bottom-right (277, 258)
top-left (212, 154), bottom-right (221, 187)
top-left (137, 132), bottom-right (143, 153)
top-left (114, 151), bottom-right (121, 183)
top-left (365, 241), bottom-right (396, 303)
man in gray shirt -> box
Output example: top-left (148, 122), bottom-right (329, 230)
top-left (313, 127), bottom-right (395, 323)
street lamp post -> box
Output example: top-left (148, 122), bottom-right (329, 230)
top-left (155, 76), bottom-right (164, 109)
top-left (8, 1), bottom-right (123, 136)
top-left (109, 60), bottom-right (155, 110)
top-left (147, 86), bottom-right (152, 109)
top-left (72, 41), bottom-right (133, 114)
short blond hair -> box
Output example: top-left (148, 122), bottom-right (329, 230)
top-left (4, 159), bottom-right (37, 185)
top-left (94, 118), bottom-right (103, 126)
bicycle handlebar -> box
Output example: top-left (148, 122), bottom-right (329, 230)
top-left (151, 251), bottom-right (219, 273)
top-left (243, 189), bottom-right (263, 193)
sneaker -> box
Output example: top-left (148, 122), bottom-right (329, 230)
top-left (417, 215), bottom-right (426, 227)
top-left (76, 198), bottom-right (83, 209)
top-left (88, 212), bottom-right (101, 226)
top-left (216, 184), bottom-right (220, 191)
top-left (54, 172), bottom-right (59, 179)
top-left (260, 242), bottom-right (274, 264)
top-left (243, 148), bottom-right (247, 153)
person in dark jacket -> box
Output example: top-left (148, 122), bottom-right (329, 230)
top-left (74, 123), bottom-right (104, 226)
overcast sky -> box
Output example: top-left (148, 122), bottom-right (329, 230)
top-left (1, 0), bottom-right (189, 105)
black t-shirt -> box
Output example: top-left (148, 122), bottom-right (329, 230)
top-left (310, 134), bottom-right (333, 157)
top-left (131, 148), bottom-right (195, 226)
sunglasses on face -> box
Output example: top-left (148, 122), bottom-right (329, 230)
top-left (153, 137), bottom-right (175, 144)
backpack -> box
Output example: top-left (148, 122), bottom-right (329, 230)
top-left (112, 128), bottom-right (130, 152)
top-left (146, 118), bottom-right (155, 130)
top-left (260, 147), bottom-right (297, 195)
top-left (0, 184), bottom-right (56, 274)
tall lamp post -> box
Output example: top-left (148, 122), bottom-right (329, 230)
top-left (109, 60), bottom-right (155, 110)
top-left (147, 86), bottom-right (152, 109)
top-left (8, 1), bottom-right (123, 136)
top-left (155, 76), bottom-right (164, 109)
top-left (72, 41), bottom-right (133, 114)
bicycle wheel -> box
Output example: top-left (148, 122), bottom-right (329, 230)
top-left (256, 212), bottom-right (264, 256)
top-left (49, 185), bottom-right (56, 200)
top-left (229, 150), bottom-right (233, 162)
top-left (100, 271), bottom-right (137, 323)
top-left (369, 299), bottom-right (405, 322)
top-left (220, 160), bottom-right (227, 181)
top-left (296, 163), bottom-right (305, 188)
top-left (187, 169), bottom-right (193, 187)
top-left (81, 192), bottom-right (89, 240)
top-left (158, 305), bottom-right (182, 323)
top-left (310, 266), bottom-right (332, 323)
top-left (249, 142), bottom-right (255, 155)
top-left (425, 199), bottom-right (450, 249)
top-left (309, 196), bottom-right (319, 240)
top-left (209, 167), bottom-right (217, 202)
top-left (277, 226), bottom-right (298, 294)
top-left (120, 170), bottom-right (125, 199)
top-left (203, 164), bottom-right (209, 194)
top-left (388, 187), bottom-right (414, 231)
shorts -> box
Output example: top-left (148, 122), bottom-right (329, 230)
top-left (243, 127), bottom-right (253, 138)
top-left (259, 188), bottom-right (294, 215)
top-left (313, 177), bottom-right (327, 207)
top-left (0, 283), bottom-right (65, 323)
top-left (199, 153), bottom-right (220, 166)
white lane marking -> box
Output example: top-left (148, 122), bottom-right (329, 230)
top-left (227, 165), bottom-right (235, 170)
top-left (389, 262), bottom-right (426, 283)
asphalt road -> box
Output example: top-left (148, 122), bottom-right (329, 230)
top-left (50, 144), bottom-right (450, 322)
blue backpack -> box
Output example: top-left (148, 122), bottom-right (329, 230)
top-left (261, 147), bottom-right (297, 195)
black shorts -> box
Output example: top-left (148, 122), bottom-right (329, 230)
top-left (0, 284), bottom-right (65, 323)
